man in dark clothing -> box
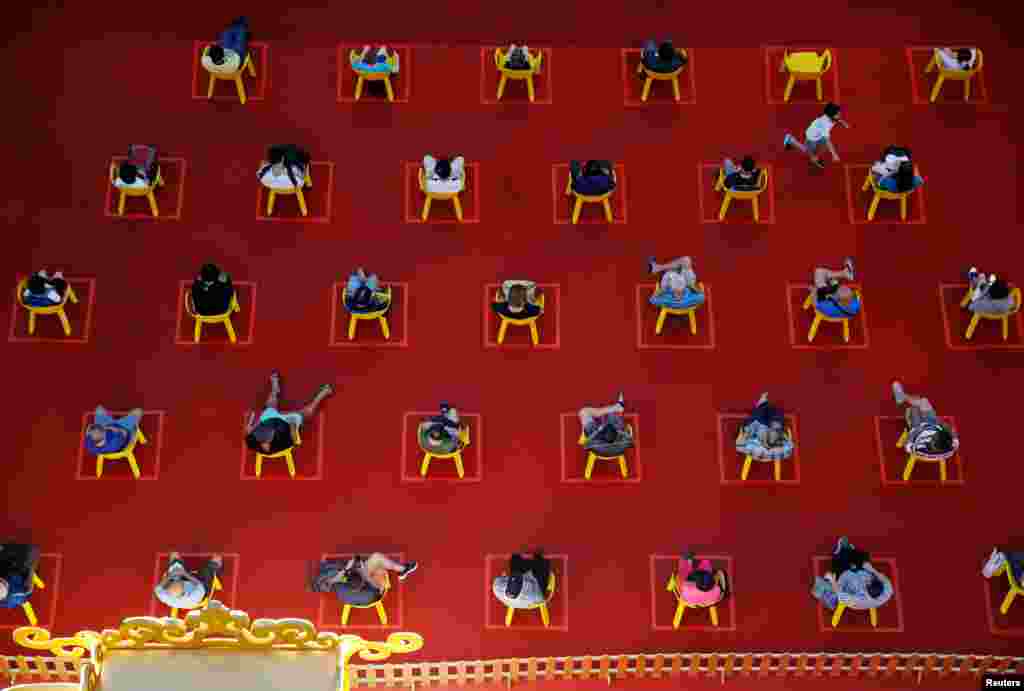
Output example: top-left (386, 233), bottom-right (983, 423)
top-left (578, 392), bottom-right (634, 456)
top-left (0, 543), bottom-right (41, 609)
top-left (245, 371), bottom-right (334, 455)
top-left (641, 40), bottom-right (687, 73)
top-left (720, 156), bottom-right (762, 191)
top-left (569, 160), bottom-right (616, 196)
top-left (191, 263), bottom-right (235, 316)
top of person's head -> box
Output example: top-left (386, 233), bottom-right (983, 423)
top-left (26, 275), bottom-right (47, 294)
top-left (584, 160), bottom-right (607, 176)
top-left (866, 577), bottom-right (884, 599)
top-left (824, 102), bottom-right (841, 118)
top-left (690, 569), bottom-right (715, 592)
top-left (119, 162), bottom-right (139, 184)
top-left (267, 145), bottom-right (287, 164)
top-left (200, 263), bottom-right (221, 283)
top-left (599, 425), bottom-right (619, 444)
top-left (252, 424), bottom-right (275, 443)
top-left (988, 279), bottom-right (1011, 300)
top-left (435, 157), bottom-right (452, 179)
top-left (657, 42), bottom-right (676, 62)
top-left (508, 284), bottom-right (527, 308)
top-left (0, 578), bottom-right (8, 600)
top-left (428, 425), bottom-right (447, 441)
top-left (837, 285), bottom-right (854, 303)
top-left (740, 156), bottom-right (756, 173)
top-left (86, 424), bottom-right (105, 441)
top-left (208, 44), bottom-right (226, 65)
top-left (956, 48), bottom-right (973, 65)
top-left (165, 580), bottom-right (186, 597)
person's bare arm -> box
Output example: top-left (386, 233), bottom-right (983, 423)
top-left (826, 139), bottom-right (841, 161)
top-left (244, 411), bottom-right (257, 433)
top-left (290, 424), bottom-right (300, 445)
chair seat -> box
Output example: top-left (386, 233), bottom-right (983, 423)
top-left (785, 52), bottom-right (824, 72)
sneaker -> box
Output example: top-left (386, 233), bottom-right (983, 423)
top-left (983, 548), bottom-right (1006, 579)
top-left (783, 134), bottom-right (794, 150)
top-left (891, 381), bottom-right (907, 405)
top-left (756, 392), bottom-right (769, 407)
top-left (966, 267), bottom-right (979, 283)
top-left (843, 257), bottom-right (855, 280)
top-left (398, 562), bottom-right (418, 581)
top-left (811, 158), bottom-right (826, 169)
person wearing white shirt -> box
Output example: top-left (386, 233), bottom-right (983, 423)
top-left (201, 17), bottom-right (249, 75)
top-left (871, 146), bottom-right (911, 179)
top-left (258, 145), bottom-right (310, 191)
top-left (422, 155), bottom-right (465, 195)
top-left (782, 102), bottom-right (850, 169)
top-left (937, 47), bottom-right (976, 71)
top-left (153, 553), bottom-right (223, 611)
top-left (113, 162), bottom-right (151, 189)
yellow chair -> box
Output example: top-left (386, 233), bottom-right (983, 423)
top-left (20, 572), bottom-right (45, 626)
top-left (652, 282), bottom-right (705, 335)
top-left (110, 163), bottom-right (164, 217)
top-left (420, 425), bottom-right (470, 479)
top-left (781, 49), bottom-right (832, 102)
top-left (801, 288), bottom-right (862, 343)
top-left (635, 48), bottom-right (688, 102)
top-left (185, 291), bottom-right (240, 343)
top-left (992, 558), bottom-right (1023, 615)
top-left (564, 172), bottom-right (614, 224)
top-left (255, 426), bottom-right (301, 479)
top-left (505, 570), bottom-right (556, 627)
top-left (496, 291), bottom-right (545, 345)
top-left (960, 285), bottom-right (1021, 341)
top-left (342, 572), bottom-right (390, 626)
top-left (735, 427), bottom-right (792, 482)
top-left (925, 48), bottom-right (983, 102)
top-left (831, 602), bottom-right (878, 628)
top-left (577, 426), bottom-right (632, 480)
top-left (15, 279), bottom-right (79, 337)
top-left (96, 425), bottom-right (147, 480)
top-left (495, 48), bottom-right (543, 102)
top-left (202, 45), bottom-right (258, 105)
top-left (666, 570), bottom-right (724, 628)
top-left (265, 167), bottom-right (313, 217)
top-left (861, 168), bottom-right (921, 221)
top-left (169, 574), bottom-right (223, 619)
top-left (350, 50), bottom-right (398, 102)
top-left (418, 167), bottom-right (465, 222)
top-left (713, 167), bottom-right (768, 222)
top-left (896, 427), bottom-right (956, 482)
top-left (346, 285), bottom-right (392, 340)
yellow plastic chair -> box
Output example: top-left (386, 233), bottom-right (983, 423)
top-left (20, 572), bottom-right (45, 626)
top-left (110, 163), bottom-right (164, 217)
top-left (496, 292), bottom-right (545, 345)
top-left (418, 167), bottom-right (465, 222)
top-left (862, 168), bottom-right (920, 221)
top-left (896, 427), bottom-right (956, 482)
top-left (635, 48), bottom-right (688, 102)
top-left (169, 574), bottom-right (223, 619)
top-left (713, 167), bottom-right (768, 222)
top-left (577, 425), bottom-right (633, 480)
top-left (564, 171), bottom-right (615, 224)
top-left (265, 167), bottom-right (313, 217)
top-left (666, 570), bottom-right (724, 628)
top-left (925, 48), bottom-right (983, 102)
top-left (735, 427), bottom-right (792, 482)
top-left (505, 570), bottom-right (556, 627)
top-left (831, 602), bottom-right (878, 628)
top-left (346, 285), bottom-right (392, 340)
top-left (960, 285), bottom-right (1021, 341)
top-left (342, 572), bottom-right (390, 625)
top-left (781, 49), bottom-right (832, 102)
top-left (185, 291), bottom-right (240, 343)
top-left (495, 48), bottom-right (543, 102)
top-left (801, 288), bottom-right (862, 343)
top-left (420, 425), bottom-right (470, 479)
top-left (15, 279), bottom-right (79, 337)
top-left (255, 425), bottom-right (301, 478)
top-left (350, 50), bottom-right (398, 102)
top-left (96, 425), bottom-right (147, 480)
top-left (992, 558), bottom-right (1023, 615)
top-left (652, 282), bottom-right (705, 335)
top-left (202, 45), bottom-right (257, 105)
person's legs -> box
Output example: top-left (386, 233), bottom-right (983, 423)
top-left (115, 409), bottom-right (142, 433)
top-left (569, 160), bottom-right (582, 182)
top-left (366, 553), bottom-right (405, 573)
top-left (651, 256), bottom-right (692, 274)
top-left (722, 159), bottom-right (739, 176)
top-left (94, 405), bottom-right (115, 426)
top-left (783, 133), bottom-right (810, 155)
top-left (265, 371), bottom-right (280, 410)
top-left (366, 274), bottom-right (380, 292)
top-left (299, 384), bottom-right (334, 420)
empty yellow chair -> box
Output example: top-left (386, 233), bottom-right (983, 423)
top-left (925, 48), bottom-right (983, 102)
top-left (714, 167), bottom-right (768, 222)
top-left (505, 570), bottom-right (556, 627)
top-left (169, 574), bottom-right (223, 619)
top-left (255, 426), bottom-right (300, 478)
top-left (495, 48), bottom-right (543, 102)
top-left (896, 427), bottom-right (957, 482)
top-left (496, 291), bottom-right (545, 345)
top-left (110, 163), bottom-right (164, 217)
top-left (420, 425), bottom-right (470, 479)
top-left (185, 291), bottom-right (240, 343)
top-left (96, 425), bottom-right (147, 480)
top-left (418, 167), bottom-right (465, 221)
top-left (202, 45), bottom-right (258, 105)
top-left (652, 282), bottom-right (705, 335)
top-left (350, 49), bottom-right (398, 102)
top-left (781, 49), bottom-right (832, 102)
top-left (961, 285), bottom-right (1021, 341)
top-left (16, 279), bottom-right (79, 337)
top-left (861, 168), bottom-right (921, 221)
top-left (831, 601), bottom-right (878, 628)
top-left (577, 426), bottom-right (632, 480)
top-left (564, 172), bottom-right (614, 224)
top-left (635, 48), bottom-right (688, 102)
top-left (342, 572), bottom-right (390, 625)
top-left (801, 288), bottom-right (862, 343)
top-left (346, 285), bottom-right (392, 340)
top-left (20, 572), bottom-right (45, 626)
top-left (991, 557), bottom-right (1023, 615)
top-left (666, 570), bottom-right (723, 628)
top-left (265, 167), bottom-right (313, 217)
top-left (735, 427), bottom-right (792, 482)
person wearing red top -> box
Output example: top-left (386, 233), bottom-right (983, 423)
top-left (677, 554), bottom-right (727, 607)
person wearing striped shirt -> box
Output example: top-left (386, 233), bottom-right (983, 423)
top-left (891, 381), bottom-right (958, 459)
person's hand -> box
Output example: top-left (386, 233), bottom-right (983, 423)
top-left (832, 154), bottom-right (841, 162)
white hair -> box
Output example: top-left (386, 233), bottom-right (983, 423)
top-left (0, 578), bottom-right (8, 601)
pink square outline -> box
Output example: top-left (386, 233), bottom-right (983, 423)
top-left (329, 281), bottom-right (410, 348)
top-left (812, 556), bottom-right (905, 633)
top-left (400, 412), bottom-right (484, 484)
top-left (104, 157), bottom-right (187, 221)
top-left (484, 554), bottom-right (569, 631)
top-left (843, 164), bottom-right (927, 225)
top-left (239, 410), bottom-right (326, 481)
top-left (403, 161), bottom-right (481, 224)
top-left (191, 41), bottom-right (269, 101)
top-left (874, 415), bottom-right (965, 487)
top-left (715, 413), bottom-right (802, 486)
top-left (620, 48), bottom-right (697, 106)
top-left (762, 46), bottom-right (841, 105)
top-left (483, 283), bottom-right (561, 350)
top-left (697, 163), bottom-right (776, 225)
top-left (147, 552), bottom-right (241, 616)
top-left (785, 282), bottom-right (870, 350)
top-left (905, 46), bottom-right (989, 105)
top-left (75, 410), bottom-right (165, 481)
top-left (316, 552), bottom-right (405, 629)
top-left (559, 412), bottom-right (642, 485)
top-left (479, 46), bottom-right (554, 105)
top-left (255, 161), bottom-right (335, 224)
top-left (551, 163), bottom-right (628, 225)
top-left (938, 283), bottom-right (1024, 350)
top-left (635, 283), bottom-right (716, 350)
top-left (0, 553), bottom-right (62, 631)
top-left (336, 44), bottom-right (413, 104)
top-left (174, 280), bottom-right (256, 346)
top-left (8, 276), bottom-right (96, 344)
top-left (649, 554), bottom-right (736, 632)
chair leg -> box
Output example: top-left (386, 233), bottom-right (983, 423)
top-left (710, 605), bottom-right (719, 627)
top-left (505, 606), bottom-right (514, 627)
top-left (831, 603), bottom-right (846, 627)
top-left (348, 315), bottom-right (358, 340)
top-left (861, 175), bottom-right (871, 192)
top-left (224, 316), bottom-right (237, 344)
top-left (376, 601), bottom-right (388, 626)
top-left (32, 574), bottom-right (45, 589)
top-left (926, 55), bottom-right (936, 73)
top-left (354, 76), bottom-right (364, 101)
top-left (774, 460), bottom-right (781, 482)
top-left (96, 457), bottom-right (104, 479)
top-left (379, 316), bottom-right (391, 340)
top-left (496, 74), bottom-right (507, 100)
top-left (454, 452), bottom-right (465, 479)
top-left (672, 76), bottom-right (680, 101)
top-left (267, 191), bottom-right (276, 216)
top-left (118, 190), bottom-right (126, 216)
top-left (900, 196), bottom-right (907, 221)
top-left (655, 309), bottom-right (667, 335)
top-left (529, 321), bottom-right (539, 346)
top-left (421, 196), bottom-right (432, 221)
top-left (688, 311), bottom-right (696, 335)
top-left (740, 455), bottom-right (752, 480)
top-left (234, 76), bottom-right (247, 105)
top-left (869, 608), bottom-right (878, 628)
top-left (939, 459), bottom-right (947, 483)
top-left (929, 76), bottom-right (944, 103)
top-left (902, 455), bottom-right (917, 482)
top-left (194, 319), bottom-right (202, 343)
top-left (602, 199), bottom-right (612, 223)
top-left (171, 607), bottom-right (180, 619)
top-left (964, 78), bottom-right (971, 102)
top-left (526, 75), bottom-right (535, 102)
top-left (453, 195), bottom-right (464, 222)
top-left (959, 289), bottom-right (972, 308)
top-left (497, 320), bottom-right (508, 344)
top-left (246, 55), bottom-right (257, 78)
top-left (896, 430), bottom-right (907, 448)
top-left (539, 603), bottom-right (550, 627)
top-left (137, 427), bottom-right (147, 444)
top-left (342, 604), bottom-right (352, 625)
top-left (641, 78), bottom-right (652, 102)
top-left (584, 453), bottom-right (596, 480)
top-left (842, 318), bottom-right (850, 343)
top-left (147, 192), bottom-right (159, 217)
top-left (672, 601), bottom-right (686, 629)
top-left (285, 450), bottom-right (296, 478)
top-left (384, 77), bottom-right (395, 102)
top-left (207, 74), bottom-right (216, 99)
top-left (127, 453), bottom-right (141, 480)
top-left (22, 602), bottom-right (37, 626)
top-left (816, 77), bottom-right (823, 101)
top-left (718, 195), bottom-right (731, 221)
top-left (1000, 588), bottom-right (1018, 615)
top-left (618, 455), bottom-right (627, 478)
top-left (571, 198), bottom-right (582, 225)
top-left (752, 197), bottom-right (759, 223)
top-left (1003, 316), bottom-right (1010, 341)
top-left (783, 75), bottom-right (796, 102)
top-left (807, 315), bottom-right (822, 342)
top-left (802, 293), bottom-right (812, 310)
top-left (420, 452), bottom-right (432, 477)
top-left (58, 308), bottom-right (71, 336)
top-left (296, 189), bottom-right (308, 217)
top-left (965, 313), bottom-right (981, 340)
top-left (255, 455), bottom-right (263, 478)
top-left (27, 312), bottom-right (36, 335)
top-left (867, 194), bottom-right (881, 221)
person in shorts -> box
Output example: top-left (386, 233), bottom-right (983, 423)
top-left (245, 371), bottom-right (334, 455)
top-left (782, 102), bottom-right (850, 169)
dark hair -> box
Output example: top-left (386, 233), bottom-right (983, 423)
top-left (435, 158), bottom-right (452, 179)
top-left (26, 275), bottom-right (47, 294)
top-left (119, 162), bottom-right (139, 184)
top-left (267, 145), bottom-right (286, 164)
top-left (364, 51), bottom-right (379, 65)
top-left (428, 425), bottom-right (448, 442)
top-left (866, 577), bottom-right (884, 599)
top-left (740, 156), bottom-right (756, 173)
top-left (956, 48), bottom-right (973, 66)
top-left (508, 284), bottom-right (527, 308)
top-left (657, 42), bottom-right (675, 62)
top-left (883, 146), bottom-right (911, 160)
top-left (824, 102), bottom-right (841, 118)
top-left (208, 44), bottom-right (226, 65)
top-left (599, 425), bottom-right (619, 444)
top-left (893, 161), bottom-right (916, 192)
top-left (200, 263), bottom-right (220, 283)
top-left (352, 285), bottom-right (373, 307)
top-left (689, 569), bottom-right (715, 592)
top-left (988, 279), bottom-right (1010, 300)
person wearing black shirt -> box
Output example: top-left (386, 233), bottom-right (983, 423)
top-left (0, 543), bottom-right (40, 609)
top-left (245, 371), bottom-right (334, 455)
top-left (641, 40), bottom-right (687, 73)
top-left (191, 263), bottom-right (235, 316)
top-left (720, 156), bottom-right (761, 192)
top-left (569, 160), bottom-right (616, 196)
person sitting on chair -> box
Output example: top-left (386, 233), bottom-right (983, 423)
top-left (313, 554), bottom-right (418, 605)
top-left (422, 155), bottom-right (465, 195)
top-left (735, 393), bottom-right (793, 462)
top-left (811, 537), bottom-right (893, 611)
top-left (936, 47), bottom-right (977, 71)
top-left (417, 403), bottom-right (464, 455)
top-left (719, 155), bottom-right (761, 191)
top-left (811, 257), bottom-right (860, 319)
top-left (258, 145), bottom-right (310, 190)
top-left (965, 268), bottom-right (1015, 315)
top-left (345, 268), bottom-right (388, 313)
top-left (22, 270), bottom-right (67, 307)
top-left (493, 552), bottom-right (551, 608)
top-left (504, 44), bottom-right (535, 70)
top-left (492, 280), bottom-right (542, 320)
top-left (351, 45), bottom-right (400, 73)
top-left (983, 548), bottom-right (1024, 582)
top-left (191, 263), bottom-right (235, 316)
top-left (677, 552), bottom-right (729, 606)
top-left (647, 256), bottom-right (705, 310)
top-left (871, 146), bottom-right (911, 178)
top-left (84, 406), bottom-right (144, 456)
top-left (891, 380), bottom-right (958, 457)
top-left (569, 160), bottom-right (616, 196)
top-left (871, 159), bottom-right (923, 193)
top-left (245, 371), bottom-right (334, 456)
top-left (201, 16), bottom-right (250, 74)
top-left (0, 543), bottom-right (40, 610)
top-left (153, 552), bottom-right (223, 610)
top-left (640, 40), bottom-right (687, 73)
top-left (114, 144), bottom-right (159, 190)
top-left (578, 393), bottom-right (634, 457)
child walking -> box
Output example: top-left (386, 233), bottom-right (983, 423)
top-left (782, 102), bottom-right (850, 169)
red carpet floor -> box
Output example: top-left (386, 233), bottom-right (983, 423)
top-left (0, 0), bottom-right (1022, 670)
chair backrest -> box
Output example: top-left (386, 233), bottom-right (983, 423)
top-left (419, 165), bottom-right (464, 199)
top-left (545, 570), bottom-right (556, 600)
top-left (1010, 287), bottom-right (1023, 315)
top-left (16, 278), bottom-right (72, 311)
top-left (729, 169), bottom-right (768, 199)
top-left (185, 289), bottom-right (236, 320)
top-left (349, 50), bottom-right (395, 78)
top-left (111, 162), bottom-right (156, 193)
top-left (938, 47), bottom-right (983, 76)
top-left (349, 286), bottom-right (392, 318)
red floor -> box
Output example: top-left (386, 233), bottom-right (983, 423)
top-left (0, 1), bottom-right (1022, 675)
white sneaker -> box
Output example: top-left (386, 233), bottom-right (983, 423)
top-left (983, 548), bottom-right (1005, 578)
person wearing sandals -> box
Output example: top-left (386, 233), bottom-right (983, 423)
top-left (313, 554), bottom-right (418, 606)
top-left (245, 371), bottom-right (334, 456)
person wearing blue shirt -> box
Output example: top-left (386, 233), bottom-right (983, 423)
top-left (648, 256), bottom-right (706, 310)
top-left (0, 544), bottom-right (40, 609)
top-left (640, 40), bottom-right (687, 73)
top-left (569, 160), bottom-right (615, 196)
top-left (351, 45), bottom-right (399, 74)
top-left (84, 406), bottom-right (143, 456)
top-left (153, 553), bottom-right (223, 611)
top-left (345, 267), bottom-right (387, 314)
top-left (811, 258), bottom-right (860, 319)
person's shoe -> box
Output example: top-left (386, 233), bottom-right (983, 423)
top-left (647, 256), bottom-right (656, 274)
top-left (440, 401), bottom-right (450, 414)
top-left (783, 134), bottom-right (794, 150)
top-left (891, 380), bottom-right (907, 405)
top-left (834, 537), bottom-right (850, 554)
top-left (966, 267), bottom-right (979, 283)
top-left (616, 392), bottom-right (625, 409)
top-left (811, 158), bottom-right (825, 169)
top-left (682, 550), bottom-right (695, 562)
top-left (398, 562), bottom-right (418, 580)
top-left (756, 392), bottom-right (769, 407)
top-left (843, 257), bottom-right (855, 280)
top-left (983, 548), bottom-right (1006, 579)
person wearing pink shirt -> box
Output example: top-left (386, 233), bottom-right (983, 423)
top-left (677, 553), bottom-right (728, 606)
